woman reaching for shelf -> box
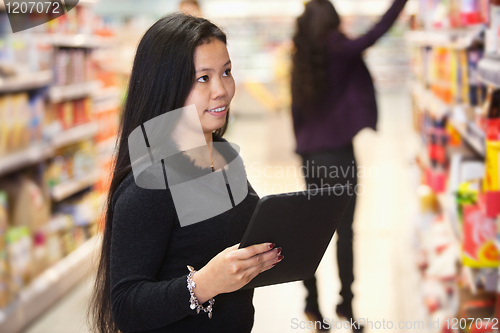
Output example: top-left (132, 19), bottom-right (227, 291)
top-left (88, 14), bottom-right (283, 333)
top-left (291, 0), bottom-right (408, 331)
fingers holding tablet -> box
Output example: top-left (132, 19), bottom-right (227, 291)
top-left (194, 242), bottom-right (284, 296)
top-left (240, 245), bottom-right (284, 282)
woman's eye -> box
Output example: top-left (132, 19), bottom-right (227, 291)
top-left (197, 75), bottom-right (209, 83)
top-left (223, 69), bottom-right (231, 77)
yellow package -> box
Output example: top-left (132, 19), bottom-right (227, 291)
top-left (10, 93), bottom-right (30, 151)
top-left (485, 140), bottom-right (500, 191)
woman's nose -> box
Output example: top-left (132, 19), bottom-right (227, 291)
top-left (211, 78), bottom-right (229, 99)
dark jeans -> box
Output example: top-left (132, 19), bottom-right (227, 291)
top-left (301, 143), bottom-right (357, 311)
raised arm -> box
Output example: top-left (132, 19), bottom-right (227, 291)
top-left (333, 0), bottom-right (408, 56)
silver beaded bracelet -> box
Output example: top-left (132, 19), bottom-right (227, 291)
top-left (186, 265), bottom-right (215, 319)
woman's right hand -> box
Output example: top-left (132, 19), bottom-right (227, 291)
top-left (191, 243), bottom-right (283, 303)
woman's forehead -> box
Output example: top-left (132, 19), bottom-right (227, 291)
top-left (194, 40), bottom-right (230, 69)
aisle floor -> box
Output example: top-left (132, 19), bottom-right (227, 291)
top-left (23, 89), bottom-right (424, 333)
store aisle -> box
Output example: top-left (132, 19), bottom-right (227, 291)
top-left (229, 89), bottom-right (422, 333)
top-left (23, 89), bottom-right (422, 333)
top-left (23, 275), bottom-right (93, 333)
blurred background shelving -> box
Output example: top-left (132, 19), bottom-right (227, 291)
top-left (406, 0), bottom-right (500, 330)
top-left (0, 0), bottom-right (122, 332)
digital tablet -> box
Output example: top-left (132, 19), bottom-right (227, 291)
top-left (239, 185), bottom-right (353, 289)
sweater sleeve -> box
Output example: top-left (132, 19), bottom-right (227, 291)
top-left (109, 180), bottom-right (193, 332)
top-left (333, 0), bottom-right (407, 56)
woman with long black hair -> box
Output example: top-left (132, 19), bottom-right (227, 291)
top-left (291, 0), bottom-right (407, 331)
top-left (88, 14), bottom-right (283, 333)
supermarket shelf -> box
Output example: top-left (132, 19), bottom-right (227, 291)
top-left (96, 136), bottom-right (117, 156)
top-left (405, 26), bottom-right (485, 49)
top-left (0, 144), bottom-right (54, 177)
top-left (51, 122), bottom-right (99, 148)
top-left (93, 86), bottom-right (122, 113)
top-left (93, 86), bottom-right (121, 101)
top-left (411, 80), bottom-right (485, 156)
top-left (0, 70), bottom-right (53, 93)
top-left (448, 119), bottom-right (486, 157)
top-left (94, 99), bottom-right (121, 114)
top-left (0, 123), bottom-right (98, 177)
top-left (39, 33), bottom-right (111, 48)
top-left (478, 56), bottom-right (500, 87)
top-left (48, 80), bottom-right (100, 103)
top-left (79, 0), bottom-right (99, 5)
top-left (437, 193), bottom-right (462, 243)
top-left (0, 236), bottom-right (99, 333)
top-left (410, 81), bottom-right (451, 118)
top-left (51, 170), bottom-right (100, 202)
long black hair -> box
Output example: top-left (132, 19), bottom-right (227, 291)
top-left (88, 13), bottom-right (227, 333)
top-left (291, 0), bottom-right (341, 109)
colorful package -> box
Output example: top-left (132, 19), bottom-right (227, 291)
top-left (485, 140), bottom-right (500, 191)
top-left (462, 204), bottom-right (500, 267)
top-left (460, 0), bottom-right (482, 25)
top-left (5, 227), bottom-right (32, 294)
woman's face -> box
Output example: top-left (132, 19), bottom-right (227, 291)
top-left (184, 39), bottom-right (235, 139)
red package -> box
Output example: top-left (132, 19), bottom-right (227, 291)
top-left (485, 191), bottom-right (500, 218)
top-left (462, 204), bottom-right (500, 268)
top-left (486, 119), bottom-right (500, 141)
top-left (425, 168), bottom-right (446, 193)
top-left (73, 99), bottom-right (86, 126)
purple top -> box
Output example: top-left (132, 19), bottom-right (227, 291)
top-left (292, 0), bottom-right (408, 154)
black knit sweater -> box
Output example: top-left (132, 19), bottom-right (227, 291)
top-left (109, 150), bottom-right (260, 332)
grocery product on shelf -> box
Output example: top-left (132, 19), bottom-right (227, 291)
top-left (47, 97), bottom-right (93, 131)
top-left (484, 100), bottom-right (500, 218)
top-left (460, 0), bottom-right (489, 25)
top-left (0, 89), bottom-right (47, 158)
top-left (54, 48), bottom-right (94, 86)
top-left (486, 0), bottom-right (500, 54)
top-left (417, 0), bottom-right (489, 29)
top-left (457, 284), bottom-right (496, 329)
top-left (46, 5), bottom-right (95, 35)
top-left (0, 175), bottom-right (50, 231)
top-left (468, 49), bottom-right (486, 106)
top-left (0, 93), bottom-right (28, 154)
top-left (462, 202), bottom-right (499, 267)
top-left (414, 212), bottom-right (460, 324)
top-left (5, 227), bottom-right (32, 298)
top-left (49, 192), bottom-right (99, 257)
top-left (45, 140), bottom-right (97, 188)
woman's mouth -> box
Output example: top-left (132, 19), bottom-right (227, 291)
top-left (206, 106), bottom-right (227, 117)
